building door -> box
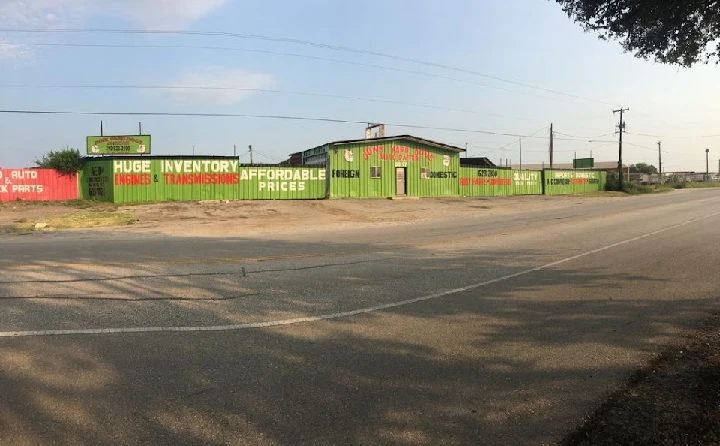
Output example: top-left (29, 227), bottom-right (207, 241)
top-left (395, 167), bottom-right (406, 195)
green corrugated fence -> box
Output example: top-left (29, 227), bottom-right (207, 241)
top-left (459, 167), bottom-right (513, 196)
top-left (80, 157), bottom-right (326, 202)
top-left (237, 166), bottom-right (326, 200)
top-left (458, 168), bottom-right (543, 196)
top-left (512, 170), bottom-right (544, 195)
top-left (78, 157), bottom-right (609, 203)
top-left (543, 170), bottom-right (607, 195)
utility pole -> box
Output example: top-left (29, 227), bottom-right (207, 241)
top-left (519, 138), bottom-right (522, 170)
top-left (658, 141), bottom-right (662, 182)
top-left (100, 120), bottom-right (104, 136)
top-left (249, 145), bottom-right (254, 165)
top-left (138, 122), bottom-right (142, 135)
top-left (704, 148), bottom-right (709, 180)
top-left (549, 123), bottom-right (554, 169)
top-left (613, 107), bottom-right (629, 189)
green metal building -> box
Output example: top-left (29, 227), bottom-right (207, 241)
top-left (303, 135), bottom-right (466, 198)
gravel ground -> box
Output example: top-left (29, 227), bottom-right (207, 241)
top-left (563, 312), bottom-right (720, 445)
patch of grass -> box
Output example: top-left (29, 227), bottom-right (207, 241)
top-left (63, 199), bottom-right (118, 211)
top-left (573, 191), bottom-right (629, 198)
top-left (0, 212), bottom-right (136, 232)
top-left (0, 225), bottom-right (28, 233)
top-left (685, 181), bottom-right (720, 188)
top-left (624, 184), bottom-right (673, 195)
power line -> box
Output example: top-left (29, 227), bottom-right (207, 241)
top-left (0, 29), bottom-right (619, 106)
top-left (625, 131), bottom-right (720, 139)
top-left (554, 136), bottom-right (620, 143)
top-left (486, 126), bottom-right (549, 154)
top-left (0, 41), bottom-right (585, 108)
top-left (555, 131), bottom-right (615, 139)
top-left (0, 83), bottom-right (535, 121)
top-left (0, 109), bottom-right (555, 138)
top-left (624, 141), bottom-right (669, 153)
top-left (552, 136), bottom-right (668, 153)
top-left (252, 150), bottom-right (282, 163)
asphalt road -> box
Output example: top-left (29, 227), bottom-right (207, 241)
top-left (1, 189), bottom-right (720, 444)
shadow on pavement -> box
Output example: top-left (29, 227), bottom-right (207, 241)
top-left (0, 236), bottom-right (718, 444)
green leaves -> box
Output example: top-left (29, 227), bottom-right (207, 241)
top-left (556, 0), bottom-right (720, 66)
top-left (35, 147), bottom-right (84, 174)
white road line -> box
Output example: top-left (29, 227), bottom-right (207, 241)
top-left (1, 211), bottom-right (719, 338)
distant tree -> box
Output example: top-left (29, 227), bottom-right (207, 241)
top-left (35, 147), bottom-right (84, 174)
top-left (555, 0), bottom-right (720, 66)
top-left (629, 163), bottom-right (658, 175)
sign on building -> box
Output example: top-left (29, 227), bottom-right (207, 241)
top-left (86, 135), bottom-right (151, 155)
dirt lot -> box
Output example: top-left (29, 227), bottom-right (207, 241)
top-left (0, 194), bottom-right (626, 237)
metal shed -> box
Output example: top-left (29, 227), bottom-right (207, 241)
top-left (303, 135), bottom-right (466, 198)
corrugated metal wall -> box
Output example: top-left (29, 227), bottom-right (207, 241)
top-left (79, 160), bottom-right (114, 201)
top-left (80, 157), bottom-right (325, 203)
top-left (512, 170), bottom-right (543, 195)
top-left (78, 157), bottom-right (610, 203)
top-left (543, 170), bottom-right (607, 195)
top-left (237, 167), bottom-right (326, 199)
top-left (0, 169), bottom-right (78, 201)
top-left (458, 167), bottom-right (513, 196)
top-left (458, 169), bottom-right (543, 196)
top-left (328, 139), bottom-right (460, 198)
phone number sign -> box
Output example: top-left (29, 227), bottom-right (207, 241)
top-left (87, 135), bottom-right (151, 155)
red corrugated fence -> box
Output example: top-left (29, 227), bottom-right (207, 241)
top-left (0, 169), bottom-right (78, 201)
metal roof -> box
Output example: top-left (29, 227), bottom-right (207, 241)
top-left (323, 135), bottom-right (466, 153)
top-left (459, 157), bottom-right (497, 167)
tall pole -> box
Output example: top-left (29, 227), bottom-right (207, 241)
top-left (249, 145), bottom-right (254, 165)
top-left (658, 141), bottom-right (662, 181)
top-left (192, 145), bottom-right (195, 155)
top-left (234, 144), bottom-right (237, 157)
top-left (138, 122), bottom-right (142, 135)
top-left (706, 148), bottom-right (710, 181)
top-left (100, 120), bottom-right (104, 136)
top-left (549, 123), bottom-right (554, 169)
top-left (519, 138), bottom-right (522, 170)
top-left (613, 107), bottom-right (629, 189)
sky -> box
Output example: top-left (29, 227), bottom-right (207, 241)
top-left (0, 0), bottom-right (718, 172)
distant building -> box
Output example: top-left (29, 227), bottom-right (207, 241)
top-left (280, 152), bottom-right (303, 166)
top-left (506, 161), bottom-right (628, 175)
top-left (459, 157), bottom-right (496, 167)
